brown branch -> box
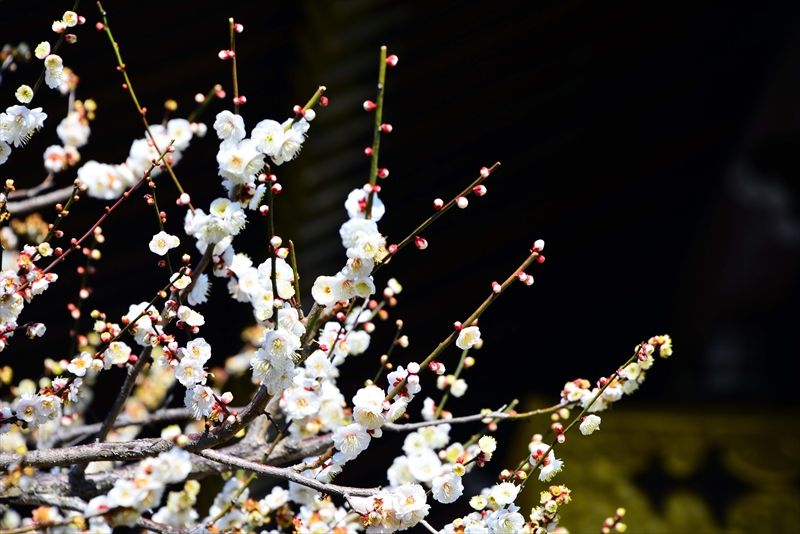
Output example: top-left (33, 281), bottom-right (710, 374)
top-left (0, 433), bottom-right (333, 502)
top-left (382, 403), bottom-right (567, 432)
top-left (6, 186), bottom-right (73, 216)
top-left (196, 448), bottom-right (379, 498)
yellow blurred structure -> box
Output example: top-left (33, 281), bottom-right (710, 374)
top-left (512, 403), bottom-right (800, 533)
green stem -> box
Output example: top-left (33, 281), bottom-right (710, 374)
top-left (229, 18), bottom-right (239, 116)
top-left (434, 348), bottom-right (469, 420)
top-left (385, 250), bottom-right (538, 400)
top-left (150, 184), bottom-right (173, 276)
top-left (365, 46), bottom-right (388, 220)
top-left (289, 240), bottom-right (301, 312)
top-left (285, 86), bottom-right (328, 131)
top-left (518, 351), bottom-right (639, 488)
top-left (96, 2), bottom-right (192, 210)
top-left (373, 319), bottom-right (403, 384)
top-left (187, 84), bottom-right (221, 123)
top-left (373, 162), bottom-right (500, 273)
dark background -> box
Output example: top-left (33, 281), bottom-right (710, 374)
top-left (2, 0), bottom-right (799, 531)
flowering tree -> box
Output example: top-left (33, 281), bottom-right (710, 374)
top-left (0, 5), bottom-right (673, 534)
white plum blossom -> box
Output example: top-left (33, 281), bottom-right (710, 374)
top-left (0, 105), bottom-right (47, 147)
top-left (251, 119), bottom-right (284, 156)
top-left (271, 118), bottom-right (309, 165)
top-left (580, 414), bottom-right (602, 435)
top-left (188, 273), bottom-right (210, 305)
top-left (149, 231), bottom-right (180, 256)
top-left (490, 482), bottom-right (521, 506)
top-left (456, 326), bottom-right (481, 350)
top-left (213, 110), bottom-right (246, 145)
top-left (184, 385), bottom-right (216, 419)
top-left (331, 423), bottom-right (371, 461)
top-left (177, 305), bottom-right (205, 327)
top-left (345, 186), bottom-right (385, 221)
top-left (352, 385), bottom-right (386, 429)
top-left (103, 341), bottom-right (131, 369)
top-left (68, 352), bottom-right (93, 376)
top-left (432, 473), bottom-right (464, 504)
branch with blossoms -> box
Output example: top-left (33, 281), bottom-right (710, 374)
top-left (0, 5), bottom-right (674, 534)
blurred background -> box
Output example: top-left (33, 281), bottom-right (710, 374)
top-left (2, 0), bottom-right (799, 532)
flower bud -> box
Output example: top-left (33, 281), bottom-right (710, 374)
top-left (319, 96), bottom-right (329, 106)
top-left (491, 281), bottom-right (501, 294)
top-left (433, 198), bottom-right (444, 210)
top-left (364, 147), bottom-right (373, 156)
top-left (363, 100), bottom-right (376, 112)
top-left (304, 108), bottom-right (316, 121)
top-left (533, 239), bottom-right (545, 252)
top-left (259, 205), bottom-right (269, 216)
top-left (380, 123), bottom-right (393, 133)
top-left (456, 196), bottom-right (468, 209)
top-left (414, 236), bottom-right (428, 250)
top-left (480, 166), bottom-right (490, 178)
top-left (234, 23), bottom-right (244, 33)
top-left (271, 183), bottom-right (282, 194)
top-left (407, 362), bottom-right (420, 374)
top-left (386, 54), bottom-right (399, 67)
top-left (293, 105), bottom-right (303, 115)
top-left (473, 184), bottom-right (487, 196)
top-left (377, 168), bottom-right (389, 179)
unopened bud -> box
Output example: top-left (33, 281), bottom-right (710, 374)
top-left (364, 147), bottom-right (373, 156)
top-left (414, 236), bottom-right (428, 250)
top-left (456, 196), bottom-right (468, 209)
top-left (304, 108), bottom-right (316, 121)
top-left (377, 168), bottom-right (389, 179)
top-left (293, 105), bottom-right (303, 115)
top-left (319, 96), bottom-right (329, 106)
top-left (433, 198), bottom-right (444, 210)
top-left (234, 23), bottom-right (244, 33)
top-left (473, 184), bottom-right (487, 196)
top-left (492, 281), bottom-right (502, 293)
top-left (533, 239), bottom-right (545, 252)
top-left (270, 236), bottom-right (283, 248)
top-left (480, 166), bottom-right (490, 178)
top-left (363, 100), bottom-right (376, 112)
top-left (386, 54), bottom-right (399, 67)
top-left (259, 205), bottom-right (269, 216)
top-left (380, 123), bottom-right (393, 133)
top-left (271, 183), bottom-right (282, 194)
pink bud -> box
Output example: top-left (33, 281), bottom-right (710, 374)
top-left (388, 244), bottom-right (398, 254)
top-left (65, 34), bottom-right (77, 44)
top-left (454, 321), bottom-right (462, 331)
top-left (95, 22), bottom-right (104, 30)
top-left (536, 254), bottom-right (545, 264)
top-left (364, 147), bottom-right (374, 156)
top-left (380, 123), bottom-right (393, 133)
top-left (414, 236), bottom-right (428, 250)
top-left (386, 54), bottom-right (399, 67)
top-left (598, 377), bottom-right (608, 386)
top-left (473, 184), bottom-right (487, 196)
top-left (220, 391), bottom-right (234, 404)
top-left (433, 198), bottom-right (444, 210)
top-left (234, 23), bottom-right (244, 33)
top-left (557, 433), bottom-right (566, 443)
top-left (216, 88), bottom-right (226, 99)
top-left (259, 205), bottom-right (269, 216)
top-left (525, 275), bottom-right (534, 286)
top-left (480, 166), bottom-right (490, 178)
top-left (456, 196), bottom-right (469, 209)
top-left (271, 183), bottom-right (282, 194)
top-left (363, 100), bottom-right (376, 112)
top-left (166, 145), bottom-right (176, 153)
top-left (78, 15), bottom-right (86, 24)
top-left (533, 239), bottom-right (545, 252)
top-left (179, 193), bottom-right (191, 205)
top-left (492, 282), bottom-right (502, 294)
top-left (218, 50), bottom-right (230, 60)
top-left (319, 96), bottom-right (329, 106)
top-left (269, 174), bottom-right (278, 183)
top-left (378, 168), bottom-right (390, 179)
top-left (237, 95), bottom-right (247, 104)
top-left (293, 105), bottom-right (303, 115)
top-left (372, 185), bottom-right (381, 193)
top-left (226, 415), bottom-right (237, 425)
top-left (336, 312), bottom-right (346, 322)
top-left (517, 272), bottom-right (527, 281)
top-left (364, 183), bottom-right (374, 194)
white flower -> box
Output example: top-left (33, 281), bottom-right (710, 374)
top-left (352, 385), bottom-right (386, 429)
top-left (251, 119), bottom-right (284, 156)
top-left (277, 308), bottom-right (306, 337)
top-left (283, 386), bottom-right (321, 420)
top-left (339, 218), bottom-right (379, 249)
top-left (166, 118), bottom-right (193, 150)
top-left (177, 305), bottom-right (205, 326)
top-left (213, 110), bottom-right (246, 145)
top-left (391, 484), bottom-right (429, 530)
top-left (184, 385), bottom-right (216, 419)
top-left (185, 338), bottom-right (212, 364)
top-left (407, 448), bottom-right (442, 483)
top-left (580, 414), bottom-right (602, 435)
top-left (311, 275), bottom-right (340, 307)
top-left (188, 273), bottom-right (210, 305)
top-left (0, 141), bottom-right (10, 165)
top-left (149, 231), bottom-right (180, 256)
top-left (455, 326), bottom-right (481, 350)
top-left (67, 352), bottom-right (93, 376)
top-left (0, 105), bottom-right (47, 147)
top-left (538, 452), bottom-right (564, 482)
top-left (103, 341), bottom-right (131, 369)
top-left (490, 482), bottom-right (520, 506)
top-left (216, 138), bottom-right (264, 184)
top-left (14, 85), bottom-right (33, 104)
top-left (332, 423), bottom-right (371, 460)
top-left (35, 41), bottom-right (51, 59)
top-left (486, 505), bottom-right (525, 534)
top-left (345, 187), bottom-right (385, 221)
top-left (450, 378), bottom-right (468, 397)
top-left (56, 112), bottom-right (90, 148)
top-left (271, 118), bottom-right (308, 165)
top-left (262, 329), bottom-right (301, 359)
top-left (304, 350), bottom-right (332, 379)
top-left (175, 356), bottom-right (205, 387)
top-left (432, 473), bottom-right (464, 504)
